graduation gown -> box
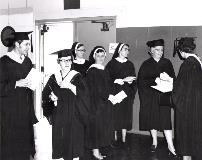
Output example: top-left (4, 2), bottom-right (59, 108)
top-left (85, 65), bottom-right (113, 149)
top-left (73, 59), bottom-right (91, 77)
top-left (106, 59), bottom-right (137, 130)
top-left (137, 57), bottom-right (175, 131)
top-left (42, 69), bottom-right (89, 160)
top-left (0, 55), bottom-right (38, 160)
top-left (172, 56), bottom-right (202, 157)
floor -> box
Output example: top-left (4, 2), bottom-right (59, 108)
top-left (34, 118), bottom-right (182, 160)
top-left (82, 133), bottom-right (180, 160)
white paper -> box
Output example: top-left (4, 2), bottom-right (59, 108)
top-left (123, 76), bottom-right (136, 83)
top-left (25, 68), bottom-right (41, 91)
top-left (151, 80), bottom-right (173, 93)
top-left (114, 90), bottom-right (127, 103)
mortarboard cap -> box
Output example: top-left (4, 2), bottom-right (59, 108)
top-left (51, 49), bottom-right (73, 58)
top-left (13, 31), bottom-right (32, 41)
top-left (1, 26), bottom-right (15, 47)
top-left (1, 26), bottom-right (33, 47)
top-left (146, 39), bottom-right (164, 48)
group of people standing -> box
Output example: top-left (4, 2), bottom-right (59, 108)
top-left (138, 38), bottom-right (202, 160)
top-left (0, 27), bottom-right (202, 160)
top-left (42, 42), bottom-right (137, 160)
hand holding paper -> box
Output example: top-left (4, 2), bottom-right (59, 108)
top-left (108, 94), bottom-right (117, 105)
top-left (151, 72), bottom-right (173, 93)
top-left (114, 79), bottom-right (124, 85)
top-left (123, 76), bottom-right (136, 84)
top-left (49, 92), bottom-right (58, 106)
top-left (160, 72), bottom-right (173, 83)
top-left (108, 91), bottom-right (128, 106)
top-left (16, 78), bottom-right (32, 88)
top-left (25, 68), bottom-right (41, 91)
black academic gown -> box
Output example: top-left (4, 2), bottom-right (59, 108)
top-left (42, 70), bottom-right (89, 160)
top-left (0, 55), bottom-right (38, 160)
top-left (137, 57), bottom-right (175, 131)
top-left (106, 59), bottom-right (137, 130)
top-left (73, 60), bottom-right (91, 77)
top-left (172, 56), bottom-right (202, 157)
top-left (85, 66), bottom-right (113, 149)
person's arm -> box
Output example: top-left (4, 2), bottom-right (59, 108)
top-left (0, 59), bottom-right (17, 97)
top-left (42, 75), bottom-right (56, 120)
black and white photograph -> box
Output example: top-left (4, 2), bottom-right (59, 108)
top-left (1, 0), bottom-right (202, 160)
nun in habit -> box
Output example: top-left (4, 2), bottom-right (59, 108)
top-left (71, 42), bottom-right (91, 77)
top-left (42, 49), bottom-right (89, 160)
top-left (172, 37), bottom-right (202, 160)
top-left (0, 28), bottom-right (38, 160)
top-left (85, 46), bottom-right (117, 160)
top-left (137, 39), bottom-right (177, 156)
top-left (105, 43), bottom-right (137, 146)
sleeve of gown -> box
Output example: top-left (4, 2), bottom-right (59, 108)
top-left (172, 60), bottom-right (198, 111)
top-left (85, 69), bottom-right (110, 112)
top-left (71, 74), bottom-right (90, 119)
top-left (122, 63), bottom-right (137, 98)
top-left (42, 75), bottom-right (55, 118)
top-left (106, 60), bottom-right (115, 80)
top-left (137, 63), bottom-right (157, 102)
top-left (167, 60), bottom-right (176, 79)
top-left (0, 59), bottom-right (16, 97)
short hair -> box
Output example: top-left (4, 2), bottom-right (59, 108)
top-left (177, 37), bottom-right (196, 53)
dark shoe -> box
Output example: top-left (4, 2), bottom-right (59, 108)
top-left (110, 141), bottom-right (120, 148)
top-left (168, 150), bottom-right (180, 159)
top-left (150, 145), bottom-right (157, 152)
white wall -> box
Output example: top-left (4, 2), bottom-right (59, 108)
top-left (1, 0), bottom-right (202, 27)
top-left (0, 8), bottom-right (34, 58)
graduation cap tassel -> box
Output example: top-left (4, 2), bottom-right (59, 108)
top-left (31, 34), bottom-right (33, 53)
top-left (173, 38), bottom-right (178, 57)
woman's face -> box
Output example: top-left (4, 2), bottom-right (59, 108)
top-left (16, 40), bottom-right (31, 56)
top-left (119, 45), bottom-right (129, 58)
top-left (75, 46), bottom-right (86, 59)
top-left (95, 51), bottom-right (105, 65)
top-left (150, 46), bottom-right (163, 60)
top-left (58, 56), bottom-right (72, 71)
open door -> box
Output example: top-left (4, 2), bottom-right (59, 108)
top-left (35, 22), bottom-right (74, 119)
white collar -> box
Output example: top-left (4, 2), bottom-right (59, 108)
top-left (54, 69), bottom-right (79, 85)
top-left (115, 57), bottom-right (127, 63)
top-left (73, 58), bottom-right (85, 64)
top-left (6, 50), bottom-right (25, 64)
top-left (187, 54), bottom-right (202, 68)
top-left (88, 64), bottom-right (104, 70)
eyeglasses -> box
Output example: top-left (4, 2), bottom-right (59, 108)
top-left (123, 48), bottom-right (130, 51)
top-left (58, 59), bottom-right (72, 63)
top-left (76, 49), bottom-right (86, 52)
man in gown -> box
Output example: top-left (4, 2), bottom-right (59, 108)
top-left (0, 28), bottom-right (38, 160)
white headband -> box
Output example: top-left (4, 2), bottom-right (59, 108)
top-left (75, 42), bottom-right (81, 50)
top-left (93, 48), bottom-right (106, 59)
top-left (118, 43), bottom-right (125, 53)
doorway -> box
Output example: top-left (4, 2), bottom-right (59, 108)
top-left (35, 17), bottom-right (116, 119)
top-left (35, 21), bottom-right (74, 119)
